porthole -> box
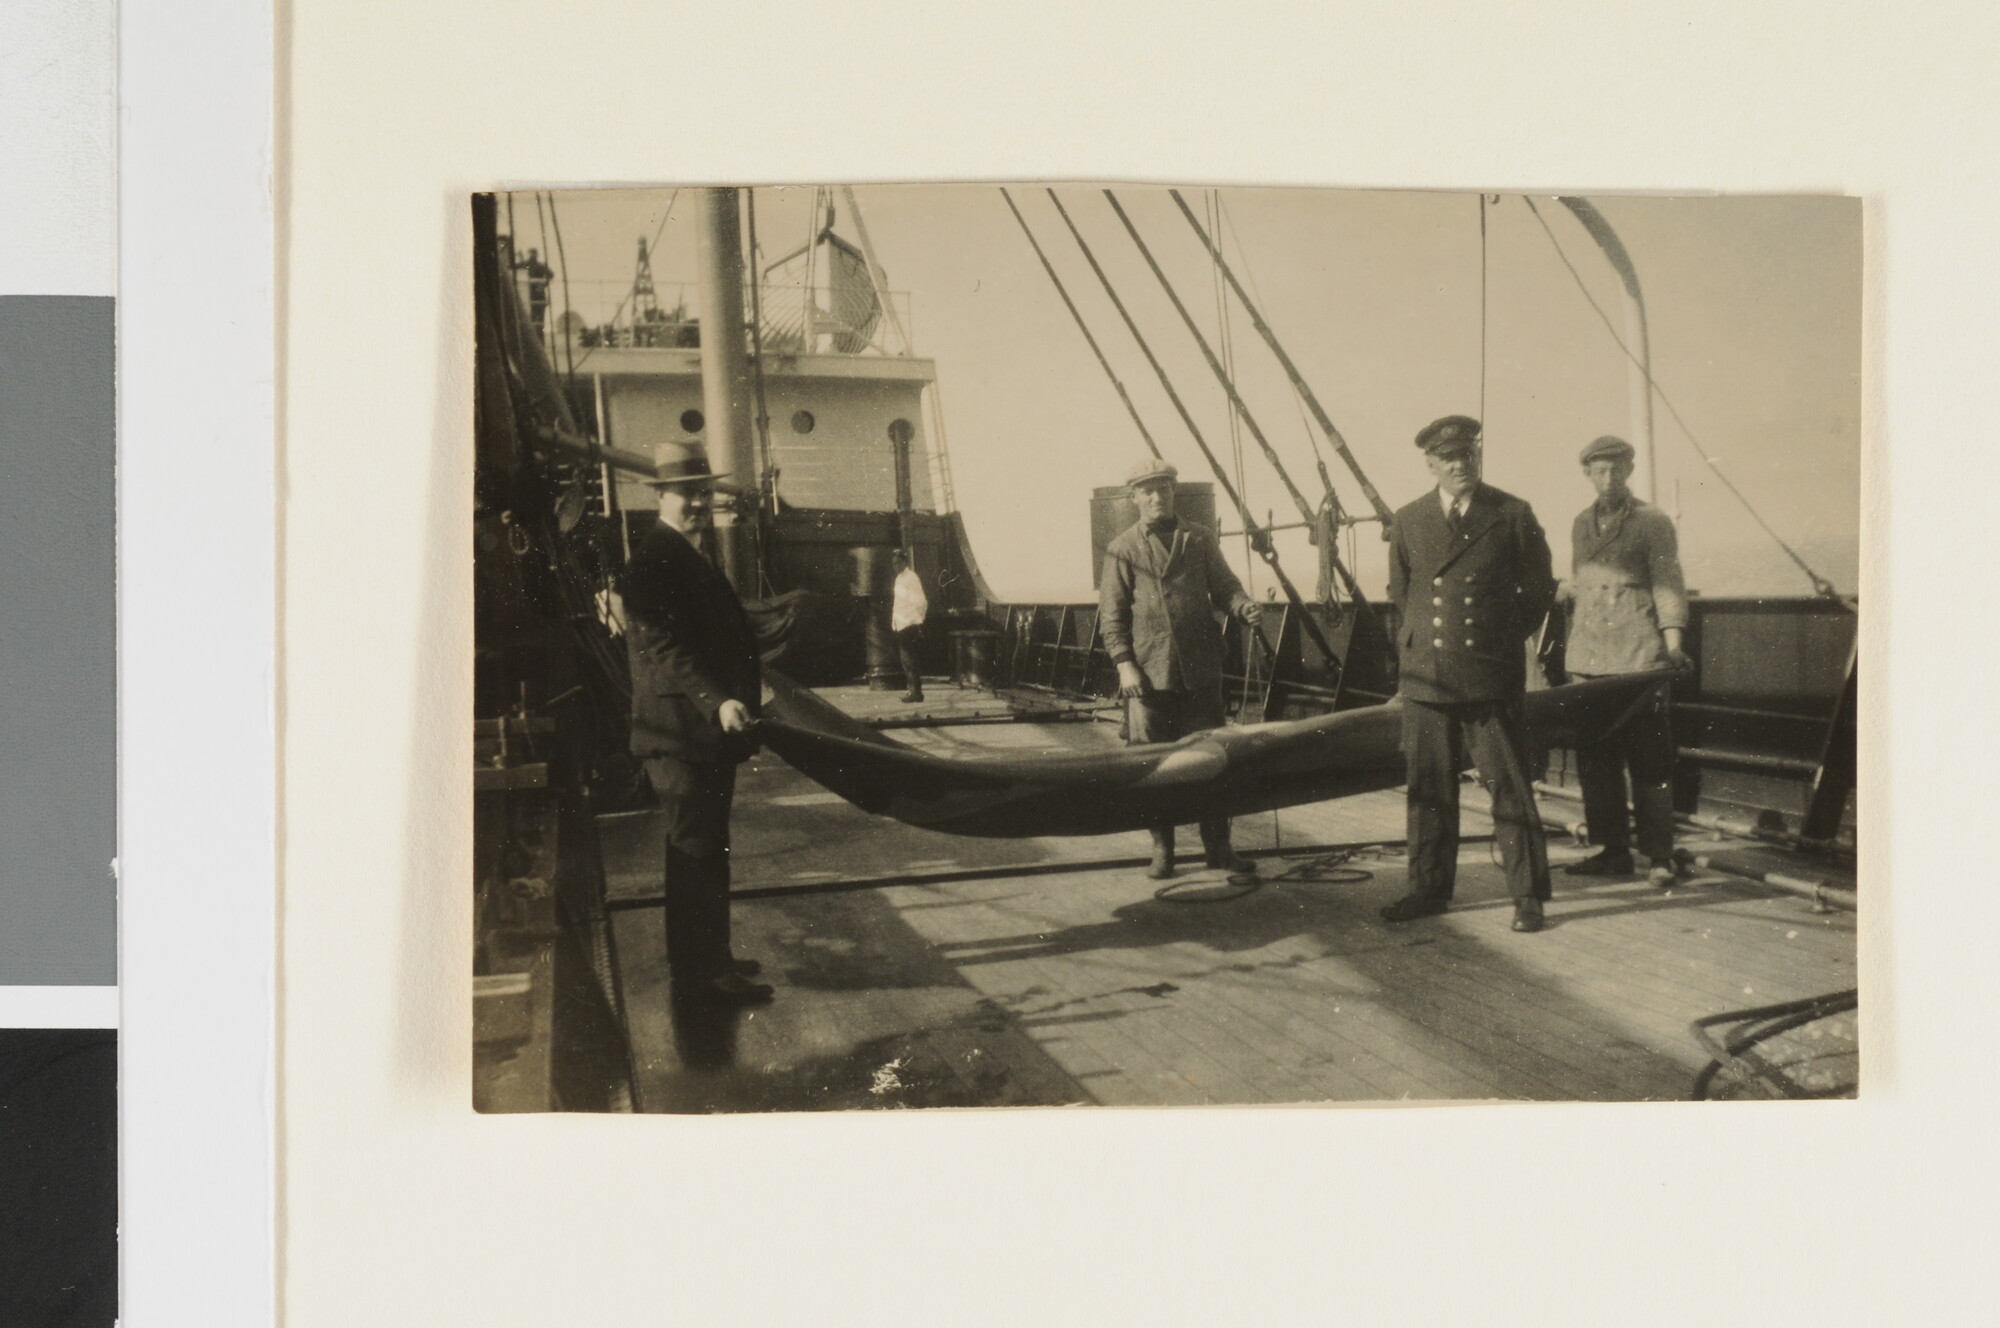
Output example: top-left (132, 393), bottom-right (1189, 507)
top-left (679, 408), bottom-right (705, 433)
top-left (791, 410), bottom-right (816, 434)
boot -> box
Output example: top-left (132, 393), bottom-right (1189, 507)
top-left (1562, 846), bottom-right (1635, 877)
top-left (1147, 827), bottom-right (1176, 880)
top-left (1200, 820), bottom-right (1258, 878)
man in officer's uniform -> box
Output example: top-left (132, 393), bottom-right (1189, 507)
top-left (1560, 435), bottom-right (1692, 888)
top-left (1099, 457), bottom-right (1262, 881)
top-left (1379, 416), bottom-right (1558, 932)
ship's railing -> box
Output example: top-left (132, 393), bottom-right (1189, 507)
top-left (988, 600), bottom-right (1355, 723)
top-left (525, 278), bottom-right (915, 357)
top-left (989, 595), bottom-right (1858, 852)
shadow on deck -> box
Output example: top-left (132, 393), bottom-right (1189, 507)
top-left (602, 734), bottom-right (1858, 1113)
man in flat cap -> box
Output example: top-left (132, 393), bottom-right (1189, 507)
top-left (1380, 416), bottom-right (1558, 932)
top-left (1559, 435), bottom-right (1692, 888)
top-left (621, 439), bottom-right (774, 1006)
top-left (1099, 457), bottom-right (1263, 881)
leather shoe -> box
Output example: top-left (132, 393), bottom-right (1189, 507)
top-left (1206, 847), bottom-right (1258, 877)
top-left (679, 973), bottom-right (775, 1006)
top-left (1562, 848), bottom-right (1635, 877)
top-left (900, 691), bottom-right (924, 703)
top-left (1647, 857), bottom-right (1683, 889)
top-left (1379, 894), bottom-right (1449, 923)
top-left (1146, 849), bottom-right (1176, 881)
top-left (1512, 897), bottom-right (1545, 933)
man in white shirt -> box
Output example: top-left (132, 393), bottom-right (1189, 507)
top-left (890, 549), bottom-right (929, 703)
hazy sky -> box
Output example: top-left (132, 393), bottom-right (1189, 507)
top-left (516, 185), bottom-right (1860, 604)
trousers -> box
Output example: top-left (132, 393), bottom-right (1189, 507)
top-left (1403, 697), bottom-right (1550, 903)
top-left (895, 625), bottom-right (923, 695)
top-left (1572, 676), bottom-right (1676, 861)
top-left (644, 756), bottom-right (737, 985)
top-left (1127, 687), bottom-right (1233, 849)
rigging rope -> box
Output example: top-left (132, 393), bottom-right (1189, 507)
top-left (1208, 190), bottom-right (1255, 598)
top-left (1106, 191), bottom-right (1376, 639)
top-left (1103, 190), bottom-right (1319, 526)
top-left (1522, 197), bottom-right (1845, 603)
top-left (1165, 190), bottom-right (1395, 529)
top-left (1216, 197), bottom-right (1330, 505)
top-left (545, 192), bottom-right (579, 386)
top-left (533, 192), bottom-right (553, 354)
top-left (1042, 189), bottom-right (1337, 664)
top-left (998, 188), bottom-right (1164, 459)
top-left (743, 189), bottom-right (778, 596)
top-left (1211, 195), bottom-right (1361, 615)
top-left (1479, 193), bottom-right (1489, 424)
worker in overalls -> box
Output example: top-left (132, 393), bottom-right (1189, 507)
top-left (1560, 435), bottom-right (1694, 889)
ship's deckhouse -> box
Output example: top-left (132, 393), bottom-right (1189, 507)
top-left (586, 346), bottom-right (939, 516)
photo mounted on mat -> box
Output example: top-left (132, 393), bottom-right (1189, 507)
top-left (470, 184), bottom-right (1860, 1114)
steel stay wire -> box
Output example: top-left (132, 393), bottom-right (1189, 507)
top-left (1041, 189), bottom-right (1338, 667)
top-left (1105, 190), bottom-right (1320, 527)
top-left (1206, 190), bottom-right (1256, 598)
top-left (1165, 189), bottom-right (1395, 529)
top-left (1208, 196), bottom-right (1370, 606)
top-left (998, 187), bottom-right (1164, 460)
top-left (1111, 191), bottom-right (1377, 639)
top-left (1162, 190), bottom-right (1389, 630)
top-left (1520, 196), bottom-right (1845, 604)
top-left (545, 192), bottom-right (579, 387)
top-left (1212, 196), bottom-right (1330, 500)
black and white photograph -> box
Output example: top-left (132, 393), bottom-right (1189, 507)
top-left (470, 182), bottom-right (1858, 1113)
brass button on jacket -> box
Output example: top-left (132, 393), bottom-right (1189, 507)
top-left (1388, 482), bottom-right (1556, 705)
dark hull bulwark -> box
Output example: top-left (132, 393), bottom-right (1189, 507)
top-left (759, 670), bottom-right (1667, 837)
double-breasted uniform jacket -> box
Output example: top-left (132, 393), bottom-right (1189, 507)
top-left (621, 521), bottom-right (762, 766)
top-left (1099, 519), bottom-right (1252, 694)
top-left (1388, 483), bottom-right (1556, 705)
top-left (1564, 497), bottom-right (1687, 676)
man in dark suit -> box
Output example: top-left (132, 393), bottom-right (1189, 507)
top-left (1099, 457), bottom-right (1262, 881)
top-left (621, 439), bottom-right (773, 1005)
top-left (1379, 416), bottom-right (1558, 933)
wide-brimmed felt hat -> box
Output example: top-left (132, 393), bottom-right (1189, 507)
top-left (1578, 435), bottom-right (1636, 467)
top-left (1415, 415), bottom-right (1482, 455)
top-left (646, 439), bottom-right (728, 487)
top-left (1125, 457), bottom-right (1179, 488)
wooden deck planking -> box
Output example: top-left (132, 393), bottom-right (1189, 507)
top-left (911, 867), bottom-right (1559, 1103)
top-left (904, 887), bottom-right (1273, 1107)
top-left (593, 692), bottom-right (1857, 1110)
top-left (1256, 916), bottom-right (1601, 1101)
top-left (1197, 959), bottom-right (1502, 1102)
top-left (1524, 886), bottom-right (1855, 1029)
top-left (1488, 903), bottom-right (1851, 1055)
top-left (1318, 931), bottom-right (1660, 1098)
top-left (899, 871), bottom-right (1455, 1104)
top-left (1361, 937), bottom-right (1698, 1100)
top-left (895, 851), bottom-right (1512, 1103)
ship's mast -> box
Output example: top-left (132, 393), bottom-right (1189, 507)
top-left (632, 235), bottom-right (660, 325)
top-left (694, 186), bottom-right (760, 588)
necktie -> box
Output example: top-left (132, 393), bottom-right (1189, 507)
top-left (1446, 501), bottom-right (1462, 535)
